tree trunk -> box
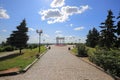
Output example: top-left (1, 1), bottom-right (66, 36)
top-left (19, 48), bottom-right (22, 54)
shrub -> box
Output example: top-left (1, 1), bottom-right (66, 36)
top-left (27, 44), bottom-right (38, 49)
top-left (90, 49), bottom-right (120, 77)
top-left (4, 45), bottom-right (14, 51)
top-left (0, 47), bottom-right (6, 52)
top-left (76, 44), bottom-right (88, 57)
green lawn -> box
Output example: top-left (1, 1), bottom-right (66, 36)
top-left (0, 46), bottom-right (47, 71)
top-left (71, 46), bottom-right (96, 55)
top-left (71, 47), bottom-right (77, 55)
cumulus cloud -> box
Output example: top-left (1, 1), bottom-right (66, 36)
top-left (0, 8), bottom-right (10, 19)
top-left (61, 5), bottom-right (89, 15)
top-left (74, 26), bottom-right (84, 31)
top-left (51, 0), bottom-right (65, 8)
top-left (40, 9), bottom-right (62, 20)
top-left (39, 9), bottom-right (65, 24)
top-left (39, 5), bottom-right (90, 24)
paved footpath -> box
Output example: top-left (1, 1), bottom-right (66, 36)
top-left (0, 45), bottom-right (114, 80)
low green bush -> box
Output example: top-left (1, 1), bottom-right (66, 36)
top-left (27, 44), bottom-right (38, 49)
top-left (0, 48), bottom-right (4, 52)
top-left (89, 49), bottom-right (120, 77)
top-left (76, 44), bottom-right (88, 57)
top-left (0, 45), bottom-right (14, 52)
top-left (4, 45), bottom-right (14, 51)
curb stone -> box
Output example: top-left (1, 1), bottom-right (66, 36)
top-left (0, 50), bottom-right (48, 77)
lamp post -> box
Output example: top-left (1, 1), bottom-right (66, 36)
top-left (36, 29), bottom-right (43, 53)
top-left (79, 39), bottom-right (81, 43)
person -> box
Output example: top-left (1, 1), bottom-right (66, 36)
top-left (48, 46), bottom-right (51, 49)
top-left (68, 47), bottom-right (70, 50)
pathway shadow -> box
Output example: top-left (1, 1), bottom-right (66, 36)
top-left (0, 53), bottom-right (21, 61)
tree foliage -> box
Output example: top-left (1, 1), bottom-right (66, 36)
top-left (7, 19), bottom-right (29, 54)
top-left (86, 27), bottom-right (99, 48)
top-left (99, 10), bottom-right (117, 48)
top-left (116, 13), bottom-right (120, 48)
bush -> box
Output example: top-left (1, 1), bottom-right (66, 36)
top-left (0, 46), bottom-right (14, 52)
top-left (76, 44), bottom-right (88, 57)
top-left (27, 44), bottom-right (38, 49)
top-left (4, 45), bottom-right (14, 51)
top-left (0, 47), bottom-right (4, 52)
top-left (89, 49), bottom-right (120, 77)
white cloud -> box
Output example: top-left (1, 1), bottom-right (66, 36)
top-left (61, 5), bottom-right (89, 15)
top-left (0, 8), bottom-right (10, 19)
top-left (39, 5), bottom-right (90, 24)
top-left (51, 0), bottom-right (65, 8)
top-left (70, 24), bottom-right (73, 27)
top-left (39, 9), bottom-right (62, 20)
top-left (29, 28), bottom-right (35, 31)
top-left (39, 8), bottom-right (67, 24)
top-left (56, 34), bottom-right (63, 37)
top-left (42, 34), bottom-right (50, 38)
top-left (55, 30), bottom-right (63, 37)
top-left (74, 26), bottom-right (84, 31)
top-left (66, 36), bottom-right (74, 39)
top-left (2, 29), bottom-right (7, 32)
top-left (55, 30), bottom-right (62, 34)
top-left (61, 6), bottom-right (80, 15)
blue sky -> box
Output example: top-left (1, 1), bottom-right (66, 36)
top-left (0, 0), bottom-right (120, 43)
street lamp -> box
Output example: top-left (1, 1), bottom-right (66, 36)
top-left (36, 29), bottom-right (43, 53)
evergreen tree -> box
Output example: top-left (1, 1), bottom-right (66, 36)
top-left (7, 19), bottom-right (29, 54)
top-left (1, 41), bottom-right (6, 47)
top-left (99, 10), bottom-right (116, 48)
top-left (117, 13), bottom-right (120, 35)
top-left (116, 13), bottom-right (120, 47)
top-left (86, 27), bottom-right (99, 48)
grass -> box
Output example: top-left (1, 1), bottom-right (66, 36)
top-left (0, 46), bottom-right (47, 71)
top-left (71, 47), bottom-right (77, 55)
top-left (71, 46), bottom-right (96, 55)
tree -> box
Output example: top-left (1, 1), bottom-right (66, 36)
top-left (1, 41), bottom-right (6, 47)
top-left (117, 13), bottom-right (120, 35)
top-left (99, 10), bottom-right (116, 48)
top-left (7, 19), bottom-right (29, 54)
top-left (86, 27), bottom-right (99, 48)
top-left (116, 13), bottom-right (120, 47)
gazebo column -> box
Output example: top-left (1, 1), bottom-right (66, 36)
top-left (56, 37), bottom-right (65, 45)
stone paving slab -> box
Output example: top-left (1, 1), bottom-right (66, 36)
top-left (0, 45), bottom-right (114, 80)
